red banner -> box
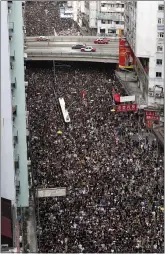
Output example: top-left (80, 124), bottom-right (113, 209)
top-left (116, 104), bottom-right (137, 112)
top-left (119, 38), bottom-right (135, 69)
top-left (145, 111), bottom-right (160, 121)
top-left (145, 111), bottom-right (156, 116)
top-left (146, 115), bottom-right (160, 121)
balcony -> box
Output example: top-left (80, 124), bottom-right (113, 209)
top-left (13, 132), bottom-right (19, 147)
top-left (15, 155), bottom-right (20, 171)
top-left (12, 105), bottom-right (17, 115)
top-left (16, 180), bottom-right (20, 195)
top-left (97, 12), bottom-right (124, 21)
top-left (157, 24), bottom-right (164, 31)
top-left (9, 35), bottom-right (13, 41)
top-left (101, 6), bottom-right (124, 13)
top-left (11, 78), bottom-right (16, 89)
top-left (10, 62), bottom-right (14, 70)
top-left (9, 22), bottom-right (14, 32)
top-left (10, 50), bottom-right (15, 61)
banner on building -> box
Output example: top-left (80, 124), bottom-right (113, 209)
top-left (116, 104), bottom-right (137, 112)
top-left (145, 111), bottom-right (160, 128)
top-left (119, 38), bottom-right (135, 69)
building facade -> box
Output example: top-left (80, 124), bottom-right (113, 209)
top-left (124, 1), bottom-right (164, 107)
top-left (68, 1), bottom-right (124, 36)
top-left (1, 0), bottom-right (29, 209)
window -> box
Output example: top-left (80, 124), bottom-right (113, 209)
top-left (121, 4), bottom-right (124, 8)
top-left (101, 3), bottom-right (105, 7)
top-left (158, 4), bottom-right (164, 10)
top-left (108, 20), bottom-right (112, 24)
top-left (158, 18), bottom-right (164, 24)
top-left (158, 18), bottom-right (161, 24)
top-left (156, 59), bottom-right (162, 65)
top-left (157, 45), bottom-right (163, 52)
top-left (101, 20), bottom-right (105, 24)
top-left (158, 32), bottom-right (164, 38)
top-left (156, 72), bottom-right (162, 78)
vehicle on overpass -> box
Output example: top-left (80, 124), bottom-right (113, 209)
top-left (98, 37), bottom-right (110, 41)
top-left (81, 46), bottom-right (96, 52)
top-left (36, 36), bottom-right (50, 41)
top-left (72, 44), bottom-right (86, 49)
top-left (94, 38), bottom-right (108, 44)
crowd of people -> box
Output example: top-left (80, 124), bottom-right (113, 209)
top-left (26, 61), bottom-right (164, 253)
top-left (24, 1), bottom-right (82, 36)
top-left (25, 2), bottom-right (164, 253)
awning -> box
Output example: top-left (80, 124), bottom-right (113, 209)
top-left (1, 216), bottom-right (12, 238)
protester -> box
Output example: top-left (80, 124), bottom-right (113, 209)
top-left (24, 1), bottom-right (81, 36)
top-left (25, 2), bottom-right (164, 253)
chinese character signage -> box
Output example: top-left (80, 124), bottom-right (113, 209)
top-left (119, 38), bottom-right (135, 69)
top-left (145, 111), bottom-right (160, 128)
top-left (116, 104), bottom-right (137, 112)
top-left (146, 115), bottom-right (160, 121)
top-left (145, 111), bottom-right (160, 121)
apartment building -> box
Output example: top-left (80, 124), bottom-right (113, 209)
top-left (1, 1), bottom-right (29, 247)
top-left (124, 1), bottom-right (164, 107)
top-left (97, 1), bottom-right (124, 36)
top-left (68, 1), bottom-right (124, 36)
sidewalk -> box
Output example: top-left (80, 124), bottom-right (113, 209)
top-left (115, 70), bottom-right (147, 108)
top-left (27, 198), bottom-right (38, 253)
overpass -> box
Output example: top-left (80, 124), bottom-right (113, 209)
top-left (25, 36), bottom-right (119, 63)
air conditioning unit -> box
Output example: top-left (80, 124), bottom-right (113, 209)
top-left (8, 7), bottom-right (12, 14)
top-left (148, 87), bottom-right (154, 92)
top-left (27, 160), bottom-right (31, 166)
top-left (24, 53), bottom-right (27, 59)
top-left (148, 91), bottom-right (154, 97)
top-left (10, 63), bottom-right (14, 69)
top-left (155, 93), bottom-right (161, 98)
top-left (25, 81), bottom-right (28, 87)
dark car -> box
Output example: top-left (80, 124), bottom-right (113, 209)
top-left (72, 44), bottom-right (86, 49)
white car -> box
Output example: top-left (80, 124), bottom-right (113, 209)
top-left (81, 46), bottom-right (96, 52)
top-left (36, 36), bottom-right (49, 41)
top-left (98, 37), bottom-right (110, 41)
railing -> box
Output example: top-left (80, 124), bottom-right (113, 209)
top-left (25, 37), bottom-right (119, 43)
top-left (97, 12), bottom-right (124, 21)
top-left (134, 57), bottom-right (148, 98)
top-left (26, 51), bottom-right (118, 58)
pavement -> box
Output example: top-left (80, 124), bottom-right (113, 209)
top-left (115, 70), bottom-right (147, 108)
top-left (27, 198), bottom-right (38, 253)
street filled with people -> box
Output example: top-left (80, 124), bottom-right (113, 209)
top-left (25, 2), bottom-right (164, 253)
top-left (24, 1), bottom-right (81, 36)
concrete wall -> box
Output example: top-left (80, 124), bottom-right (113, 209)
top-left (136, 1), bottom-right (158, 57)
top-left (10, 1), bottom-right (29, 207)
top-left (1, 1), bottom-right (16, 203)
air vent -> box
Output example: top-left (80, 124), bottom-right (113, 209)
top-left (148, 91), bottom-right (154, 97)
